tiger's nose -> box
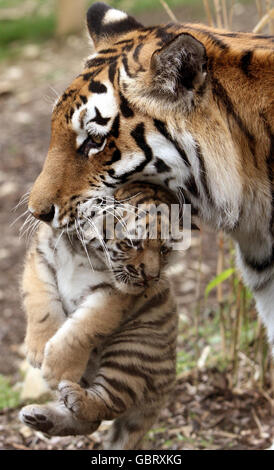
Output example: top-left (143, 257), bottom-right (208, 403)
top-left (29, 205), bottom-right (55, 223)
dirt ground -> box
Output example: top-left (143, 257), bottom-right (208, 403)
top-left (0, 4), bottom-right (273, 450)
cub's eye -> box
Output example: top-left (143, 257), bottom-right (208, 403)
top-left (119, 240), bottom-right (132, 251)
top-left (161, 245), bottom-right (170, 256)
top-left (77, 135), bottom-right (106, 158)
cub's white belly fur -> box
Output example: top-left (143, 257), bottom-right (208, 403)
top-left (57, 253), bottom-right (110, 315)
top-left (40, 227), bottom-right (110, 316)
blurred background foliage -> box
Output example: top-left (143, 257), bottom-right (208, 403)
top-left (0, 0), bottom-right (273, 60)
top-left (0, 0), bottom-right (273, 450)
top-left (0, 0), bottom-right (273, 400)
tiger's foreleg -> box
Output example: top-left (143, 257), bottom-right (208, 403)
top-left (236, 244), bottom-right (274, 355)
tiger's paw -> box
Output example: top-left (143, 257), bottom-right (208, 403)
top-left (42, 337), bottom-right (84, 389)
top-left (26, 347), bottom-right (44, 369)
top-left (59, 380), bottom-right (86, 417)
top-left (59, 380), bottom-right (99, 423)
top-left (19, 404), bottom-right (54, 433)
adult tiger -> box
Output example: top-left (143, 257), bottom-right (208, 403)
top-left (28, 3), bottom-right (274, 353)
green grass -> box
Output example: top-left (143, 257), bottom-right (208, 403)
top-left (0, 375), bottom-right (21, 410)
top-left (0, 15), bottom-right (55, 47)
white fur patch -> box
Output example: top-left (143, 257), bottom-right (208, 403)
top-left (71, 83), bottom-right (118, 152)
top-left (146, 132), bottom-right (191, 185)
top-left (111, 152), bottom-right (145, 177)
top-left (103, 9), bottom-right (128, 25)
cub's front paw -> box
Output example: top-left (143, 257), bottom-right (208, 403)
top-left (42, 337), bottom-right (86, 389)
top-left (25, 340), bottom-right (45, 368)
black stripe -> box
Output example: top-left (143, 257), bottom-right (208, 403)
top-left (88, 282), bottom-right (113, 292)
top-left (88, 106), bottom-right (110, 126)
top-left (128, 289), bottom-right (170, 322)
top-left (110, 114), bottom-right (120, 138)
top-left (195, 142), bottom-right (212, 202)
top-left (114, 39), bottom-right (134, 45)
top-left (108, 123), bottom-right (153, 183)
top-left (131, 123), bottom-right (153, 156)
top-left (154, 158), bottom-right (171, 173)
top-left (119, 91), bottom-right (134, 118)
top-left (153, 119), bottom-right (190, 166)
top-left (85, 56), bottom-right (119, 68)
top-left (122, 43), bottom-right (134, 53)
top-left (38, 313), bottom-right (50, 323)
top-left (96, 373), bottom-right (137, 403)
top-left (99, 48), bottom-right (117, 54)
top-left (133, 43), bottom-right (144, 63)
top-left (244, 247), bottom-right (274, 272)
top-left (89, 80), bottom-right (107, 94)
top-left (185, 26), bottom-right (229, 51)
top-left (107, 336), bottom-right (169, 349)
top-left (185, 174), bottom-right (199, 198)
top-left (93, 381), bottom-right (126, 413)
top-left (122, 55), bottom-right (133, 78)
top-left (218, 32), bottom-right (239, 38)
top-left (140, 309), bottom-right (176, 329)
top-left (79, 95), bottom-right (87, 104)
top-left (211, 77), bottom-right (257, 166)
top-left (105, 148), bottom-right (122, 166)
top-left (100, 360), bottom-right (156, 392)
top-left (101, 348), bottom-right (172, 363)
top-left (240, 50), bottom-right (254, 78)
top-left (108, 60), bottom-right (117, 84)
top-left (82, 67), bottom-right (104, 80)
top-left (100, 17), bottom-right (142, 38)
top-left (103, 181), bottom-right (116, 188)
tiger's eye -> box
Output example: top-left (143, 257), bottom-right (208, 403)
top-left (77, 135), bottom-right (106, 158)
top-left (92, 134), bottom-right (105, 145)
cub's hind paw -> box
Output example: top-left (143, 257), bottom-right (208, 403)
top-left (59, 381), bottom-right (87, 417)
top-left (59, 381), bottom-right (101, 429)
top-left (19, 405), bottom-right (54, 433)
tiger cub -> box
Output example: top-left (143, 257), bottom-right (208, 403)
top-left (19, 183), bottom-right (179, 449)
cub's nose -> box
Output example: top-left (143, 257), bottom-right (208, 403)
top-left (29, 205), bottom-right (55, 223)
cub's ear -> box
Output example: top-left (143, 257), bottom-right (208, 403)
top-left (87, 2), bottom-right (143, 47)
top-left (150, 33), bottom-right (207, 104)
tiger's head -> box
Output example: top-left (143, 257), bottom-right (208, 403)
top-left (28, 2), bottom-right (209, 230)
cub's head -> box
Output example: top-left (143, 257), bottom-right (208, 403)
top-left (28, 2), bottom-right (208, 230)
top-left (91, 182), bottom-right (177, 295)
top-left (105, 237), bottom-right (172, 295)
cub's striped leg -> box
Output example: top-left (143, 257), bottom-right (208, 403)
top-left (22, 241), bottom-right (66, 368)
top-left (19, 401), bottom-right (100, 436)
top-left (103, 406), bottom-right (161, 450)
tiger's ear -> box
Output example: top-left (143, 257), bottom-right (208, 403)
top-left (86, 2), bottom-right (143, 47)
top-left (150, 33), bottom-right (207, 104)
